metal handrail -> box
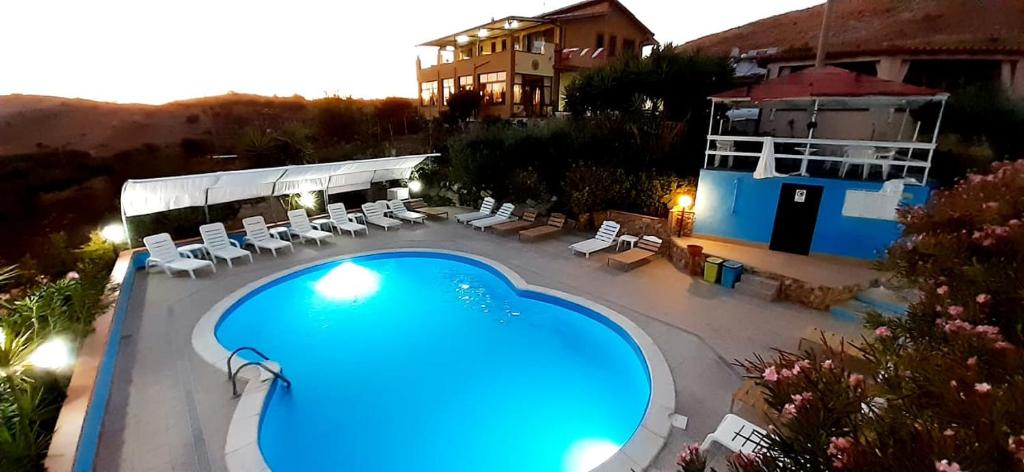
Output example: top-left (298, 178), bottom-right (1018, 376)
top-left (227, 346), bottom-right (270, 381)
top-left (230, 361), bottom-right (292, 397)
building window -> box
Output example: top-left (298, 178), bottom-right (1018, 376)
top-left (501, 39), bottom-right (507, 51)
top-left (458, 75), bottom-right (473, 91)
top-left (478, 72), bottom-right (507, 105)
top-left (442, 78), bottom-right (455, 105)
top-left (458, 46), bottom-right (473, 61)
top-left (419, 81), bottom-right (437, 106)
top-left (595, 33), bottom-right (605, 49)
top-left (490, 41), bottom-right (496, 54)
top-left (622, 38), bottom-right (636, 55)
top-left (608, 35), bottom-right (618, 57)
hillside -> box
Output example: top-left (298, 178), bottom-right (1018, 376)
top-left (0, 93), bottom-right (316, 156)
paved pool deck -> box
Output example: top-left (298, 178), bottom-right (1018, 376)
top-left (95, 211), bottom-right (864, 471)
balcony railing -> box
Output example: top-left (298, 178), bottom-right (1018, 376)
top-left (704, 135), bottom-right (936, 185)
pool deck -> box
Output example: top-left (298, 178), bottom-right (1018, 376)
top-left (95, 211), bottom-right (864, 471)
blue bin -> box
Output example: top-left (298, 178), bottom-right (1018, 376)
top-left (720, 261), bottom-right (744, 289)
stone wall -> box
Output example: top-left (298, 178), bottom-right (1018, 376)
top-left (586, 210), bottom-right (670, 252)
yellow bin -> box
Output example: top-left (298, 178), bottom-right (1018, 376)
top-left (703, 256), bottom-right (724, 284)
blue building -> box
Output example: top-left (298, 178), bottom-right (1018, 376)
top-left (692, 67), bottom-right (948, 260)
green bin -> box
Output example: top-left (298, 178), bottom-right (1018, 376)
top-left (703, 256), bottom-right (724, 284)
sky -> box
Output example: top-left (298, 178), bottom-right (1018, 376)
top-left (0, 0), bottom-right (822, 104)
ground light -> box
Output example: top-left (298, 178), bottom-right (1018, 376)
top-left (298, 192), bottom-right (317, 209)
top-left (100, 223), bottom-right (127, 244)
top-left (27, 337), bottom-right (74, 371)
top-left (408, 180), bottom-right (423, 193)
top-left (564, 438), bottom-right (621, 472)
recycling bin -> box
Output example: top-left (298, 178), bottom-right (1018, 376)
top-left (703, 256), bottom-right (724, 284)
top-left (720, 260), bottom-right (744, 289)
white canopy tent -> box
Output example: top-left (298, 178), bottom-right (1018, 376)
top-left (119, 154), bottom-right (437, 245)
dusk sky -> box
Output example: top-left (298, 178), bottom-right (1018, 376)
top-left (0, 0), bottom-right (821, 104)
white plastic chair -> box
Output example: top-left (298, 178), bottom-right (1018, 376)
top-left (242, 216), bottom-right (293, 257)
top-left (199, 223), bottom-right (253, 268)
top-left (700, 414), bottom-right (768, 455)
top-left (569, 220), bottom-right (621, 258)
top-left (840, 146), bottom-right (890, 180)
top-left (713, 140), bottom-right (736, 168)
top-left (470, 203), bottom-right (515, 231)
top-left (326, 203), bottom-right (369, 237)
top-left (143, 233), bottom-right (216, 279)
top-left (287, 209), bottom-right (333, 246)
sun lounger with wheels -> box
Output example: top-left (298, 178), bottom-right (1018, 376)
top-left (287, 209), bottom-right (333, 246)
top-left (569, 220), bottom-right (620, 258)
top-left (361, 202), bottom-right (402, 230)
top-left (455, 197), bottom-right (495, 224)
top-left (324, 203), bottom-right (369, 237)
top-left (388, 199), bottom-right (427, 224)
top-left (470, 203), bottom-right (514, 231)
top-left (143, 233), bottom-right (216, 279)
top-left (199, 222), bottom-right (253, 268)
top-left (607, 235), bottom-right (662, 271)
top-left (518, 213), bottom-right (566, 241)
top-left (242, 216), bottom-right (293, 256)
top-left (492, 210), bottom-right (539, 235)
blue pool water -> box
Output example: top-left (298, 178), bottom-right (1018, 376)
top-left (215, 252), bottom-right (651, 472)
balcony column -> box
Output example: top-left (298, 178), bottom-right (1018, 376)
top-left (507, 42), bottom-right (515, 118)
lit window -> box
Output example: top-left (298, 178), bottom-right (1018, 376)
top-left (442, 78), bottom-right (455, 105)
top-left (419, 81), bottom-right (438, 106)
top-left (478, 72), bottom-right (507, 105)
top-left (458, 75), bottom-right (474, 91)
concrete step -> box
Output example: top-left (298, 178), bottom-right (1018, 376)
top-left (854, 286), bottom-right (910, 316)
top-left (830, 299), bottom-right (903, 324)
top-left (735, 275), bottom-right (779, 301)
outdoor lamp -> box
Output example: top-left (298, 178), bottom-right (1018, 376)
top-left (100, 223), bottom-right (126, 244)
top-left (676, 195), bottom-right (694, 211)
top-left (298, 192), bottom-right (317, 209)
top-left (408, 180), bottom-right (423, 193)
top-left (27, 337), bottom-right (73, 371)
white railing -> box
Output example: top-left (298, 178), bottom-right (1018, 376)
top-left (703, 135), bottom-right (936, 185)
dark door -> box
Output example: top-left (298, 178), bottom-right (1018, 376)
top-left (769, 183), bottom-right (824, 255)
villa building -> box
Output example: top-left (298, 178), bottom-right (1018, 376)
top-left (415, 0), bottom-right (656, 119)
top-left (679, 0), bottom-right (1024, 96)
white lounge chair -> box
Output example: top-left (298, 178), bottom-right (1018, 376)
top-left (199, 223), bottom-right (253, 268)
top-left (242, 216), bottom-right (293, 257)
top-left (470, 203), bottom-right (515, 231)
top-left (569, 220), bottom-right (621, 258)
top-left (361, 202), bottom-right (402, 230)
top-left (455, 197), bottom-right (495, 224)
top-left (388, 199), bottom-right (427, 224)
top-left (287, 209), bottom-right (333, 246)
top-left (700, 414), bottom-right (768, 455)
top-left (325, 203), bottom-right (369, 237)
top-left (143, 233), bottom-right (216, 279)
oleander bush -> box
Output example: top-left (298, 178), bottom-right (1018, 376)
top-left (0, 232), bottom-right (118, 471)
top-left (676, 160), bottom-right (1024, 471)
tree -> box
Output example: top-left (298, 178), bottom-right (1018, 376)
top-left (709, 160), bottom-right (1024, 472)
top-left (444, 90), bottom-right (482, 124)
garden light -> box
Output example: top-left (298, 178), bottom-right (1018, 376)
top-left (408, 180), bottom-right (423, 193)
top-left (100, 223), bottom-right (126, 243)
top-left (676, 194), bottom-right (694, 211)
top-left (27, 337), bottom-right (73, 371)
top-left (298, 192), bottom-right (317, 209)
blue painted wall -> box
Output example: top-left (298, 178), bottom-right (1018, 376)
top-left (693, 169), bottom-right (931, 260)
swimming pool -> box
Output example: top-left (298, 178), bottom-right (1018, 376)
top-left (213, 251), bottom-right (654, 471)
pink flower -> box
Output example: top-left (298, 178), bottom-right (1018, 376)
top-left (994, 341), bottom-right (1014, 350)
top-left (848, 373), bottom-right (864, 388)
top-left (1009, 219), bottom-right (1022, 227)
top-left (791, 391), bottom-right (813, 409)
top-left (947, 306), bottom-right (965, 317)
top-left (984, 201), bottom-right (999, 210)
top-left (975, 382), bottom-right (992, 394)
top-left (936, 285), bottom-right (949, 295)
top-left (780, 368), bottom-right (795, 379)
top-left (943, 429), bottom-right (955, 437)
top-left (940, 319), bottom-right (974, 334)
top-left (64, 271), bottom-right (80, 280)
top-left (875, 326), bottom-right (892, 337)
top-left (821, 359), bottom-right (834, 369)
top-left (935, 459), bottom-right (964, 472)
top-left (974, 325), bottom-right (1001, 340)
top-left (966, 356), bottom-right (977, 367)
top-left (762, 366), bottom-right (778, 382)
top-left (1008, 435), bottom-right (1024, 461)
top-left (781, 402), bottom-right (798, 418)
top-left (976, 293), bottom-right (991, 304)
top-left (827, 436), bottom-right (854, 469)
top-left (795, 359), bottom-right (812, 370)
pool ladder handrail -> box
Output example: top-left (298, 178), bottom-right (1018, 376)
top-left (227, 346), bottom-right (292, 397)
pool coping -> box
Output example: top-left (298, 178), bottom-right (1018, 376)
top-left (191, 248), bottom-right (676, 472)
